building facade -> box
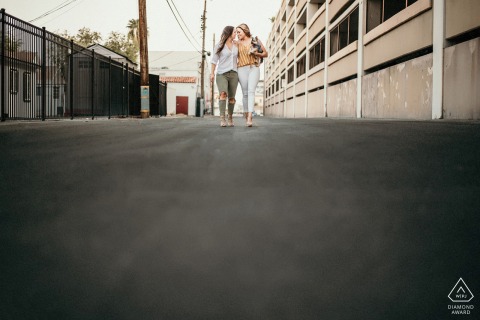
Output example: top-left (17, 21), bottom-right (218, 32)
top-left (264, 0), bottom-right (480, 120)
top-left (150, 51), bottom-right (211, 116)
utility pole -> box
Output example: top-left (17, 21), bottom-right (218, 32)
top-left (139, 0), bottom-right (150, 118)
top-left (200, 0), bottom-right (207, 102)
top-left (211, 33), bottom-right (215, 115)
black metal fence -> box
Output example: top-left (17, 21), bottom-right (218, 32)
top-left (0, 9), bottom-right (167, 121)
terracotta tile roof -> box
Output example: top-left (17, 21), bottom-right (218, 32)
top-left (160, 76), bottom-right (197, 83)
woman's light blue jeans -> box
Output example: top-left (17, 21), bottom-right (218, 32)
top-left (238, 65), bottom-right (260, 113)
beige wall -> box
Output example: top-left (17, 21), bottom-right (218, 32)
top-left (364, 10), bottom-right (432, 71)
top-left (286, 99), bottom-right (295, 118)
top-left (444, 38), bottom-right (480, 119)
top-left (327, 79), bottom-right (357, 118)
top-left (295, 95), bottom-right (306, 118)
top-left (446, 0), bottom-right (480, 39)
top-left (328, 49), bottom-right (358, 83)
top-left (297, 33), bottom-right (307, 54)
top-left (307, 69), bottom-right (325, 90)
top-left (295, 79), bottom-right (306, 95)
top-left (307, 90), bottom-right (325, 118)
top-left (329, 0), bottom-right (351, 23)
top-left (308, 11), bottom-right (326, 42)
top-left (362, 54), bottom-right (432, 119)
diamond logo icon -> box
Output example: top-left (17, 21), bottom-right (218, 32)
top-left (448, 278), bottom-right (474, 303)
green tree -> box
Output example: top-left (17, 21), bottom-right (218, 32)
top-left (75, 27), bottom-right (102, 47)
top-left (104, 31), bottom-right (138, 63)
top-left (126, 19), bottom-right (140, 50)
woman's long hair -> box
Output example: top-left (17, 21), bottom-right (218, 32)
top-left (216, 26), bottom-right (234, 55)
top-left (236, 23), bottom-right (252, 37)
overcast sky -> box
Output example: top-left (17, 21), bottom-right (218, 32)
top-left (2, 0), bottom-right (280, 53)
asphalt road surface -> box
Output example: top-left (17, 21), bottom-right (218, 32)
top-left (1, 116), bottom-right (479, 319)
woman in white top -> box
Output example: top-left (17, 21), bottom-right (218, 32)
top-left (210, 26), bottom-right (239, 127)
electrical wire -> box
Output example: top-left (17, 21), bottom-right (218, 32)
top-left (29, 0), bottom-right (78, 23)
top-left (165, 0), bottom-right (202, 53)
top-left (169, 0), bottom-right (202, 48)
top-left (41, 0), bottom-right (86, 26)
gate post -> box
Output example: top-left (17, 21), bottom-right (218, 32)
top-left (1, 9), bottom-right (5, 122)
top-left (42, 27), bottom-right (46, 121)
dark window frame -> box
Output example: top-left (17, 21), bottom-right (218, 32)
top-left (23, 72), bottom-right (32, 102)
top-left (366, 0), bottom-right (418, 33)
top-left (10, 69), bottom-right (19, 94)
top-left (296, 55), bottom-right (306, 77)
top-left (287, 65), bottom-right (295, 83)
top-left (330, 6), bottom-right (359, 56)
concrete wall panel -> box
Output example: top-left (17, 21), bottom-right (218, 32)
top-left (307, 69), bottom-right (325, 90)
top-left (295, 79), bottom-right (306, 95)
top-left (328, 51), bottom-right (357, 84)
top-left (307, 89), bottom-right (325, 118)
top-left (446, 0), bottom-right (480, 40)
top-left (362, 54), bottom-right (432, 119)
top-left (444, 38), bottom-right (480, 119)
top-left (295, 95), bottom-right (306, 118)
top-left (364, 11), bottom-right (433, 71)
top-left (286, 99), bottom-right (295, 118)
top-left (327, 79), bottom-right (357, 117)
top-left (309, 11), bottom-right (326, 42)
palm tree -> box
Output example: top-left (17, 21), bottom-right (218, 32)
top-left (127, 19), bottom-right (140, 50)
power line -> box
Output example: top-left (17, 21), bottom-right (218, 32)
top-left (41, 0), bottom-right (86, 26)
top-left (169, 0), bottom-right (202, 48)
top-left (29, 0), bottom-right (78, 23)
top-left (165, 0), bottom-right (201, 53)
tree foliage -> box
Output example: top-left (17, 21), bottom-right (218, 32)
top-left (54, 19), bottom-right (140, 63)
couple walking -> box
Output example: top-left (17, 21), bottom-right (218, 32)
top-left (210, 23), bottom-right (268, 127)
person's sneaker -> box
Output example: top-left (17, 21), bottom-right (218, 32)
top-left (227, 114), bottom-right (234, 127)
top-left (220, 115), bottom-right (227, 127)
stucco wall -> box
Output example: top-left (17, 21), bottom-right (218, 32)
top-left (444, 38), bottom-right (480, 120)
top-left (166, 86), bottom-right (176, 115)
top-left (362, 53), bottom-right (432, 119)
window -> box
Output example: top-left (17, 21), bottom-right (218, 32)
top-left (53, 86), bottom-right (60, 99)
top-left (330, 7), bottom-right (359, 56)
top-left (309, 36), bottom-right (326, 69)
top-left (10, 69), bottom-right (18, 94)
top-left (276, 79), bottom-right (280, 92)
top-left (296, 55), bottom-right (306, 77)
top-left (367, 0), bottom-right (418, 32)
top-left (23, 72), bottom-right (31, 102)
top-left (287, 65), bottom-right (295, 83)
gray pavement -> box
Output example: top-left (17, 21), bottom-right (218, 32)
top-left (1, 116), bottom-right (479, 319)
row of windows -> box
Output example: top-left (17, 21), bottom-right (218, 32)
top-left (266, 1), bottom-right (417, 95)
top-left (269, 0), bottom-right (418, 74)
top-left (9, 69), bottom-right (31, 102)
top-left (9, 68), bottom-right (62, 102)
top-left (367, 0), bottom-right (418, 32)
top-left (330, 6), bottom-right (358, 56)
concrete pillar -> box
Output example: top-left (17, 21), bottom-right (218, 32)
top-left (432, 0), bottom-right (445, 119)
top-left (356, 0), bottom-right (364, 119)
top-left (323, 0), bottom-right (330, 117)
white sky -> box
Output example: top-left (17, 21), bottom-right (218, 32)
top-left (1, 0), bottom-right (280, 52)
